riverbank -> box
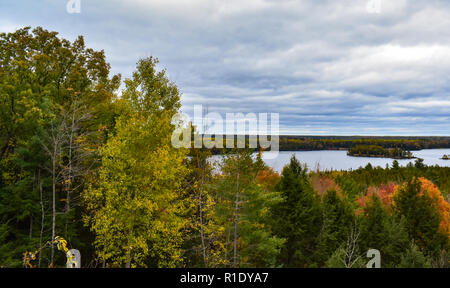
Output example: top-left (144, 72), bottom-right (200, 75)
top-left (211, 149), bottom-right (450, 172)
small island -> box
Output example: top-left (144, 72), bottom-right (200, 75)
top-left (442, 154), bottom-right (449, 160)
top-left (347, 145), bottom-right (414, 159)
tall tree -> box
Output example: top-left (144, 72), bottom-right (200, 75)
top-left (359, 193), bottom-right (409, 267)
top-left (183, 142), bottom-right (229, 267)
top-left (210, 149), bottom-right (284, 267)
top-left (315, 189), bottom-right (354, 265)
top-left (393, 177), bottom-right (449, 258)
top-left (272, 155), bottom-right (322, 267)
top-left (213, 150), bottom-right (284, 267)
top-left (85, 57), bottom-right (190, 268)
top-left (0, 27), bottom-right (118, 267)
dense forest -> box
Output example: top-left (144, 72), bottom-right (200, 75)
top-left (203, 136), bottom-right (450, 155)
top-left (0, 27), bottom-right (449, 268)
top-left (278, 136), bottom-right (450, 151)
top-left (347, 145), bottom-right (413, 159)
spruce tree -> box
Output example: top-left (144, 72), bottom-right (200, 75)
top-left (273, 155), bottom-right (322, 267)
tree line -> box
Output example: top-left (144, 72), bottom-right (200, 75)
top-left (347, 145), bottom-right (413, 159)
top-left (279, 137), bottom-right (450, 151)
top-left (0, 27), bottom-right (449, 268)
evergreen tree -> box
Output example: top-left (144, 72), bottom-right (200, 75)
top-left (359, 194), bottom-right (409, 267)
top-left (213, 150), bottom-right (284, 267)
top-left (272, 155), bottom-right (322, 267)
top-left (393, 178), bottom-right (447, 258)
top-left (0, 27), bottom-right (118, 267)
top-left (315, 189), bottom-right (354, 265)
top-left (397, 243), bottom-right (432, 268)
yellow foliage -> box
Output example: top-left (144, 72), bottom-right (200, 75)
top-left (394, 177), bottom-right (450, 236)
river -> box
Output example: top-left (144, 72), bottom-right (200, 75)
top-left (211, 149), bottom-right (450, 172)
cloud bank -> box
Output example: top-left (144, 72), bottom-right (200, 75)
top-left (1, 0), bottom-right (450, 135)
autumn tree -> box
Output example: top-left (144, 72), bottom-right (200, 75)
top-left (182, 136), bottom-right (230, 267)
top-left (358, 193), bottom-right (409, 267)
top-left (84, 57), bottom-right (190, 268)
top-left (0, 27), bottom-right (118, 267)
top-left (393, 177), bottom-right (449, 259)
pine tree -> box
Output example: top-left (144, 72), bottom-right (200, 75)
top-left (397, 243), bottom-right (432, 268)
top-left (272, 155), bottom-right (322, 267)
top-left (359, 193), bottom-right (409, 267)
top-left (316, 189), bottom-right (354, 265)
top-left (213, 150), bottom-right (284, 267)
top-left (393, 178), bottom-right (448, 258)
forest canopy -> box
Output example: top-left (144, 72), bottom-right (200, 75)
top-left (0, 27), bottom-right (449, 268)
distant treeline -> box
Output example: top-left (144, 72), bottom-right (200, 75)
top-left (196, 136), bottom-right (450, 154)
top-left (278, 136), bottom-right (450, 151)
top-left (347, 145), bottom-right (414, 159)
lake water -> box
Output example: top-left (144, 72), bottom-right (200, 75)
top-left (211, 149), bottom-right (450, 172)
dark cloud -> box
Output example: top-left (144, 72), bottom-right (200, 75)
top-left (1, 0), bottom-right (449, 135)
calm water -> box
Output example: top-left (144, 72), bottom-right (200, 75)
top-left (211, 149), bottom-right (450, 172)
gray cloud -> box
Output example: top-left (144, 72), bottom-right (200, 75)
top-left (1, 0), bottom-right (450, 135)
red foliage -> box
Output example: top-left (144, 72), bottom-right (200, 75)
top-left (356, 182), bottom-right (397, 211)
top-left (311, 175), bottom-right (342, 197)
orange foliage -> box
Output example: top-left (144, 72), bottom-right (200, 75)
top-left (256, 167), bottom-right (281, 192)
top-left (357, 182), bottom-right (397, 211)
top-left (389, 177), bottom-right (450, 236)
top-left (311, 175), bottom-right (342, 197)
top-left (415, 178), bottom-right (450, 236)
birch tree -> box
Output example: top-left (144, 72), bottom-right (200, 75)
top-left (85, 57), bottom-right (190, 268)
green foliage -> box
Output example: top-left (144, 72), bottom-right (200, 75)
top-left (272, 155), bottom-right (322, 267)
top-left (213, 150), bottom-right (284, 267)
top-left (325, 247), bottom-right (366, 268)
top-left (393, 178), bottom-right (448, 257)
top-left (359, 195), bottom-right (410, 267)
top-left (278, 136), bottom-right (450, 151)
top-left (2, 26), bottom-right (449, 268)
top-left (347, 145), bottom-right (412, 159)
top-left (315, 189), bottom-right (355, 265)
top-left (84, 57), bottom-right (189, 268)
top-left (0, 27), bottom-right (118, 267)
top-left (397, 243), bottom-right (432, 268)
top-left (327, 164), bottom-right (450, 198)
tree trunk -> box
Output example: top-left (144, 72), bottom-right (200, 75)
top-left (50, 148), bottom-right (56, 264)
top-left (125, 228), bottom-right (133, 268)
top-left (65, 107), bottom-right (75, 237)
top-left (233, 154), bottom-right (240, 268)
top-left (199, 158), bottom-right (207, 267)
top-left (29, 216), bottom-right (33, 239)
top-left (38, 170), bottom-right (44, 268)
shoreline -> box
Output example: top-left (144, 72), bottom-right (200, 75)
top-left (347, 154), bottom-right (416, 160)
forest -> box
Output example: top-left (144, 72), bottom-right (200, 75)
top-left (0, 27), bottom-right (449, 268)
top-left (347, 145), bottom-right (413, 159)
top-left (278, 136), bottom-right (450, 151)
top-left (184, 136), bottom-right (450, 155)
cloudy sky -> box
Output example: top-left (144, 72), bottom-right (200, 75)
top-left (1, 0), bottom-right (450, 135)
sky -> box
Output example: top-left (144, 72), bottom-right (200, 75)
top-left (1, 0), bottom-right (450, 135)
